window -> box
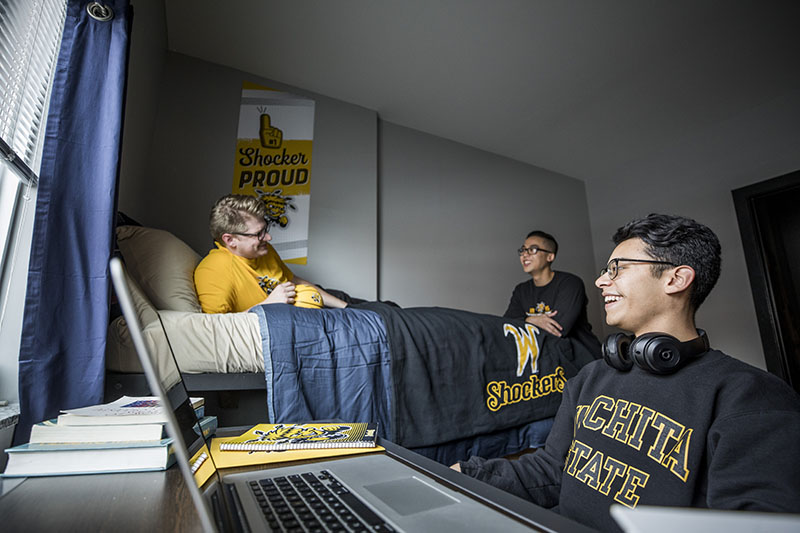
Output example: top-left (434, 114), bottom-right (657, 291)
top-left (0, 0), bottom-right (66, 328)
top-left (0, 0), bottom-right (66, 402)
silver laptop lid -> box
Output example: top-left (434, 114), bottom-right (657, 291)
top-left (110, 256), bottom-right (218, 533)
top-left (611, 504), bottom-right (800, 533)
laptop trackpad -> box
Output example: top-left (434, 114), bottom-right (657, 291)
top-left (364, 476), bottom-right (458, 516)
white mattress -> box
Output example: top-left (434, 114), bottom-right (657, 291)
top-left (106, 308), bottom-right (264, 374)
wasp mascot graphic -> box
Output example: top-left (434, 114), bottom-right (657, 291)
top-left (245, 424), bottom-right (353, 446)
top-left (255, 187), bottom-right (296, 229)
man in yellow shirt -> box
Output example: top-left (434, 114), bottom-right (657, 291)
top-left (194, 194), bottom-right (347, 313)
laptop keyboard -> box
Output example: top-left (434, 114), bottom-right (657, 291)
top-left (249, 470), bottom-right (396, 532)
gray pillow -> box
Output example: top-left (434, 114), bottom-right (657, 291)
top-left (116, 225), bottom-right (202, 313)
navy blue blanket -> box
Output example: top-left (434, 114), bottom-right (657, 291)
top-left (251, 302), bottom-right (599, 452)
top-left (250, 305), bottom-right (394, 437)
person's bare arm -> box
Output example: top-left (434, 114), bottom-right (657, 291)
top-left (248, 280), bottom-right (297, 310)
top-left (525, 311), bottom-right (563, 337)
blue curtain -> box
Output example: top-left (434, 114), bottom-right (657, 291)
top-left (16, 0), bottom-right (132, 443)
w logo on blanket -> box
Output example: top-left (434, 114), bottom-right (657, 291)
top-left (503, 323), bottom-right (541, 376)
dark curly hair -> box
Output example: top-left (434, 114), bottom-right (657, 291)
top-left (612, 214), bottom-right (721, 311)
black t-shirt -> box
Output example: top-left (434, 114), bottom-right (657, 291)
top-left (503, 271), bottom-right (600, 356)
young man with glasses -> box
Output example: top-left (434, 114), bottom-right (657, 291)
top-left (194, 194), bottom-right (347, 313)
top-left (455, 214), bottom-right (800, 531)
top-left (504, 230), bottom-right (601, 356)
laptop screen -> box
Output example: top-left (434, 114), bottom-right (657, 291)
top-left (110, 257), bottom-right (220, 531)
top-left (154, 311), bottom-right (220, 488)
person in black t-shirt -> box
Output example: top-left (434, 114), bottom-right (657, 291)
top-left (457, 214), bottom-right (800, 532)
top-left (504, 230), bottom-right (600, 356)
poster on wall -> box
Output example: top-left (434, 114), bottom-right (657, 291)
top-left (233, 81), bottom-right (315, 264)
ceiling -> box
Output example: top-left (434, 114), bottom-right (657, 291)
top-left (164, 0), bottom-right (800, 183)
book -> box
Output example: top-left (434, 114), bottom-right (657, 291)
top-left (209, 435), bottom-right (384, 468)
top-left (217, 422), bottom-right (378, 451)
top-left (2, 439), bottom-right (175, 477)
top-left (29, 415), bottom-right (217, 444)
top-left (57, 396), bottom-right (204, 426)
top-left (30, 419), bottom-right (164, 444)
top-left (196, 415), bottom-right (218, 439)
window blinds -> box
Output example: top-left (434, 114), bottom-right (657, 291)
top-left (0, 0), bottom-right (67, 183)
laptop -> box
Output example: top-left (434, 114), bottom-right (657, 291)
top-left (110, 256), bottom-right (591, 533)
top-left (610, 504), bottom-right (800, 533)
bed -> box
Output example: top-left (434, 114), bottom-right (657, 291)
top-left (107, 225), bottom-right (600, 465)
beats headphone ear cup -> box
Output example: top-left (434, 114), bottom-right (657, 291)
top-left (603, 333), bottom-right (634, 372)
top-left (695, 329), bottom-right (710, 352)
top-left (630, 333), bottom-right (684, 375)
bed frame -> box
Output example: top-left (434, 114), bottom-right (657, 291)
top-left (104, 371), bottom-right (268, 426)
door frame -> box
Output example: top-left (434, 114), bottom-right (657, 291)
top-left (732, 169), bottom-right (800, 388)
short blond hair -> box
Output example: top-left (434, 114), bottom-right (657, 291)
top-left (209, 194), bottom-right (266, 243)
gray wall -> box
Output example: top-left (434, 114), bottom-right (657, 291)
top-left (117, 0), bottom-right (166, 218)
top-left (119, 52), bottom-right (378, 299)
top-left (585, 90), bottom-right (800, 370)
top-left (119, 48), bottom-right (601, 328)
top-left (379, 122), bottom-right (602, 329)
top-left (119, 0), bottom-right (798, 374)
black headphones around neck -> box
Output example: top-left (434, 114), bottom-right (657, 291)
top-left (602, 329), bottom-right (710, 375)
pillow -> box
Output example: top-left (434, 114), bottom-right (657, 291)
top-left (116, 225), bottom-right (203, 313)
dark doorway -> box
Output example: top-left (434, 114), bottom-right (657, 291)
top-left (733, 170), bottom-right (800, 394)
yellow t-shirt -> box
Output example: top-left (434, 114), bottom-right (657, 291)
top-left (194, 242), bottom-right (295, 313)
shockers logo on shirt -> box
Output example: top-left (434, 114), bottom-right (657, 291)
top-left (526, 301), bottom-right (552, 316)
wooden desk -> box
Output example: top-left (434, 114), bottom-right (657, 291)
top-left (0, 436), bottom-right (596, 532)
top-left (0, 467), bottom-right (203, 531)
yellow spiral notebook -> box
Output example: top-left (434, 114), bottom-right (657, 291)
top-left (209, 437), bottom-right (384, 469)
top-left (217, 422), bottom-right (378, 451)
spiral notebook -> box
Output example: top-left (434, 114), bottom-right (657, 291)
top-left (217, 422), bottom-right (378, 451)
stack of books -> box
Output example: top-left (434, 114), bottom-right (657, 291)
top-left (2, 396), bottom-right (216, 477)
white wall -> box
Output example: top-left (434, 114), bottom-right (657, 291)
top-left (0, 188), bottom-right (36, 402)
top-left (379, 122), bottom-right (602, 332)
top-left (585, 90), bottom-right (800, 370)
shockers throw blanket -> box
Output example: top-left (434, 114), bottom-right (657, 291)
top-left (251, 302), bottom-right (599, 450)
top-left (358, 303), bottom-right (598, 448)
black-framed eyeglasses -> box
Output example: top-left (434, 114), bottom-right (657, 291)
top-left (518, 245), bottom-right (554, 256)
top-left (232, 224), bottom-right (269, 241)
top-left (600, 257), bottom-right (677, 280)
